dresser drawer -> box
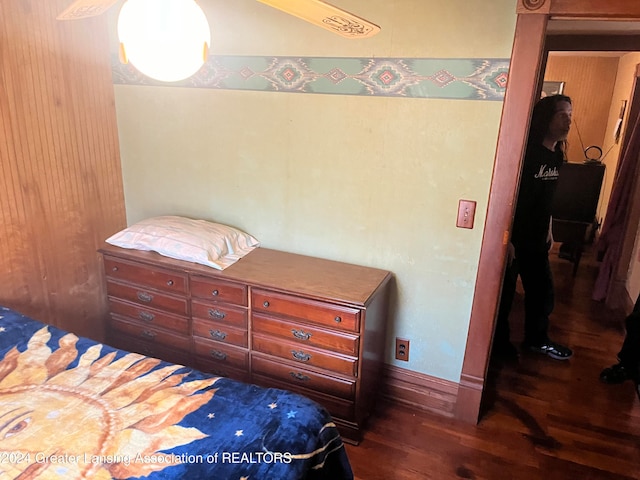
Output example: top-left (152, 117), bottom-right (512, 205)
top-left (191, 276), bottom-right (247, 306)
top-left (197, 361), bottom-right (251, 383)
top-left (192, 319), bottom-right (248, 347)
top-left (109, 298), bottom-right (188, 334)
top-left (111, 335), bottom-right (191, 367)
top-left (191, 299), bottom-right (247, 328)
top-left (252, 313), bottom-right (359, 356)
top-left (107, 280), bottom-right (188, 316)
top-left (110, 315), bottom-right (191, 351)
top-left (252, 333), bottom-right (357, 377)
top-left (252, 372), bottom-right (355, 421)
top-left (104, 256), bottom-right (187, 294)
top-left (252, 289), bottom-right (360, 332)
top-left (193, 337), bottom-right (249, 370)
top-left (252, 354), bottom-right (355, 400)
top-left (111, 336), bottom-right (192, 367)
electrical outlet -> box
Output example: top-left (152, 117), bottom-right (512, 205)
top-left (456, 199), bottom-right (477, 229)
top-left (395, 338), bottom-right (410, 361)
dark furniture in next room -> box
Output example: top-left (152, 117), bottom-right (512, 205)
top-left (551, 161), bottom-right (606, 276)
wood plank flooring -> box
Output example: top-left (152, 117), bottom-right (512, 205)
top-left (346, 244), bottom-right (640, 479)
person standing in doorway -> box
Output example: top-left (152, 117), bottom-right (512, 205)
top-left (493, 94), bottom-right (574, 361)
top-left (600, 295), bottom-right (640, 389)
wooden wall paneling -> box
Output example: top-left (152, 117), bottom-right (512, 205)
top-left (0, 0), bottom-right (126, 340)
top-left (544, 55), bottom-right (619, 163)
top-left (1, 1), bottom-right (45, 313)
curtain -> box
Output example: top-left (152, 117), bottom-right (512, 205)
top-left (593, 112), bottom-right (640, 301)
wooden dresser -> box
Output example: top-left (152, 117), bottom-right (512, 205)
top-left (99, 244), bottom-right (392, 444)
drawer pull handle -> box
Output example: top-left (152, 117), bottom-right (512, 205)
top-left (290, 372), bottom-right (310, 382)
top-left (137, 291), bottom-right (153, 303)
top-left (212, 289), bottom-right (219, 296)
top-left (291, 350), bottom-right (312, 362)
top-left (209, 329), bottom-right (227, 341)
top-left (209, 350), bottom-right (228, 361)
top-left (139, 311), bottom-right (155, 322)
top-left (334, 316), bottom-right (342, 323)
top-left (208, 309), bottom-right (227, 320)
top-left (167, 279), bottom-right (174, 286)
top-left (112, 266), bottom-right (119, 272)
top-left (291, 329), bottom-right (312, 341)
top-left (141, 330), bottom-right (156, 340)
top-left (263, 301), bottom-right (270, 308)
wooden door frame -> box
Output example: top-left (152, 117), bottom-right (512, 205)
top-left (455, 0), bottom-right (640, 423)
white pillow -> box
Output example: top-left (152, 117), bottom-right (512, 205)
top-left (105, 216), bottom-right (259, 270)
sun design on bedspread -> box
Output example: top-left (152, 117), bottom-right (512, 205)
top-left (0, 327), bottom-right (218, 479)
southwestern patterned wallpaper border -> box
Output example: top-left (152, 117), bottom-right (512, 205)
top-left (112, 55), bottom-right (510, 101)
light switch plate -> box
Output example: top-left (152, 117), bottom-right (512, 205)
top-left (457, 200), bottom-right (476, 229)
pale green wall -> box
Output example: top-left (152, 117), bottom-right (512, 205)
top-left (112, 0), bottom-right (517, 382)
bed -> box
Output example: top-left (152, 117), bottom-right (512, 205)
top-left (0, 306), bottom-right (354, 480)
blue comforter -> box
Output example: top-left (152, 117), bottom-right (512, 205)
top-left (0, 306), bottom-right (354, 480)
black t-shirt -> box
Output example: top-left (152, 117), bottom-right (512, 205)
top-left (511, 142), bottom-right (564, 251)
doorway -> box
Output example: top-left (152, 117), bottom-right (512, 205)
top-left (483, 34), bottom-right (640, 417)
top-left (455, 1), bottom-right (640, 424)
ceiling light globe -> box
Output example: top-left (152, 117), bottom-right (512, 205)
top-left (117, 0), bottom-right (210, 82)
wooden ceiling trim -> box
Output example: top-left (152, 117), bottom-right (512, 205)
top-left (546, 34), bottom-right (640, 51)
top-left (550, 0), bottom-right (640, 18)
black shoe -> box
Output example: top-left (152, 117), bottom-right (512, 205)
top-left (523, 340), bottom-right (573, 360)
top-left (600, 363), bottom-right (635, 384)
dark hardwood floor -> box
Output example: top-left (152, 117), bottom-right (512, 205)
top-left (346, 243), bottom-right (640, 479)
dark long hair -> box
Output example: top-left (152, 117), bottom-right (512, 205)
top-left (527, 94), bottom-right (572, 154)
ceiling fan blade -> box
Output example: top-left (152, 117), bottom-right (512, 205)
top-left (56, 0), bottom-right (119, 20)
top-left (256, 0), bottom-right (380, 39)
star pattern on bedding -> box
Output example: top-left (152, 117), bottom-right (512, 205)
top-left (0, 307), bottom-right (356, 480)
